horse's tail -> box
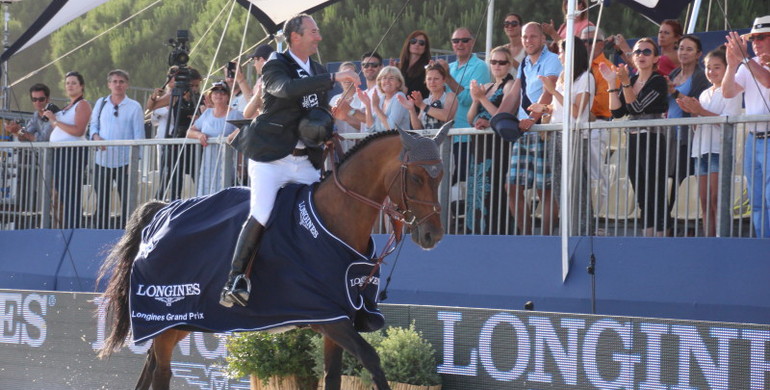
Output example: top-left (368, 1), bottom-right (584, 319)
top-left (96, 200), bottom-right (167, 359)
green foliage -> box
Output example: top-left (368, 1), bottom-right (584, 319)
top-left (310, 329), bottom-right (385, 378)
top-left (225, 328), bottom-right (317, 385)
top-left (375, 323), bottom-right (442, 386)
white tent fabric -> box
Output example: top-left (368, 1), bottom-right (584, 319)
top-left (1, 0), bottom-right (340, 63)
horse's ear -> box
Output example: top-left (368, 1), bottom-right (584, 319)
top-left (432, 120), bottom-right (453, 146)
top-left (397, 125), bottom-right (419, 149)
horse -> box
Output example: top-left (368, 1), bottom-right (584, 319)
top-left (96, 123), bottom-right (451, 390)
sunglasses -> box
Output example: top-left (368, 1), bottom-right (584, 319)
top-left (633, 48), bottom-right (654, 56)
top-left (409, 38), bottom-right (426, 46)
top-left (113, 104), bottom-right (119, 117)
top-left (361, 62), bottom-right (381, 69)
top-left (451, 37), bottom-right (472, 44)
top-left (31, 97), bottom-right (47, 102)
top-left (489, 59), bottom-right (510, 66)
top-left (503, 21), bottom-right (520, 28)
top-left (748, 34), bottom-right (769, 42)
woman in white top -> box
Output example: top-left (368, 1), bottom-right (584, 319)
top-left (43, 71), bottom-right (92, 228)
top-left (397, 63), bottom-right (457, 130)
top-left (186, 81), bottom-right (243, 196)
top-left (677, 47), bottom-right (742, 236)
top-left (358, 66), bottom-right (411, 132)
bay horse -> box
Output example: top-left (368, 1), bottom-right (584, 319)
top-left (96, 123), bottom-right (451, 390)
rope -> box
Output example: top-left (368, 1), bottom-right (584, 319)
top-left (10, 0), bottom-right (162, 88)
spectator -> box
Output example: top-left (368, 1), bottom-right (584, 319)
top-left (542, 0), bottom-right (594, 42)
top-left (677, 46), bottom-right (742, 237)
top-left (358, 66), bottom-right (410, 132)
top-left (221, 14), bottom-right (359, 307)
top-left (580, 26), bottom-right (612, 226)
top-left (90, 69), bottom-right (145, 229)
top-left (347, 51), bottom-right (384, 132)
top-left (242, 44), bottom-right (274, 119)
top-left (187, 81), bottom-right (243, 196)
top-left (465, 46), bottom-right (516, 234)
top-left (502, 13), bottom-right (526, 76)
top-left (600, 37), bottom-right (670, 237)
top-left (439, 27), bottom-right (490, 188)
top-left (666, 34), bottom-right (709, 207)
top-left (397, 63), bottom-right (457, 130)
top-left (329, 61), bottom-right (363, 150)
top-left (528, 36), bottom-right (594, 234)
top-left (44, 71), bottom-right (92, 229)
top-left (5, 84), bottom-right (53, 213)
top-left (146, 66), bottom-right (204, 201)
top-left (397, 30), bottom-right (431, 98)
top-left (657, 19), bottom-right (684, 76)
top-left (497, 22), bottom-right (562, 235)
top-left (722, 17), bottom-right (770, 238)
top-left (7, 84), bottom-right (54, 142)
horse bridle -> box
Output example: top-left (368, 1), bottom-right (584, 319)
top-left (328, 140), bottom-right (442, 229)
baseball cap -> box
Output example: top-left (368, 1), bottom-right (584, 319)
top-left (247, 44), bottom-right (275, 60)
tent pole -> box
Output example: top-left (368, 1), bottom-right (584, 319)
top-left (2, 3), bottom-right (9, 111)
top-left (687, 0), bottom-right (703, 34)
top-left (485, 0), bottom-right (494, 60)
top-left (561, 0), bottom-right (576, 282)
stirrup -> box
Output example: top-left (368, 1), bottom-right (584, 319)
top-left (220, 274), bottom-right (251, 308)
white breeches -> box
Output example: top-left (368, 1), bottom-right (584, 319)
top-left (248, 155), bottom-right (320, 224)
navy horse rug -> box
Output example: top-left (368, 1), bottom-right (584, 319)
top-left (129, 184), bottom-right (384, 343)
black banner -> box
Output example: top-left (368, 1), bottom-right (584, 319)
top-left (1, 290), bottom-right (768, 389)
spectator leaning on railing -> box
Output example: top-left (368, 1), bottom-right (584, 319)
top-left (722, 16), bottom-right (770, 238)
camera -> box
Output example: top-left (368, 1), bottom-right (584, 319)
top-left (41, 103), bottom-right (60, 122)
top-left (226, 61), bottom-right (236, 79)
top-left (168, 30), bottom-right (190, 67)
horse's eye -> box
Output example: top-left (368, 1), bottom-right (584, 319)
top-left (409, 173), bottom-right (423, 185)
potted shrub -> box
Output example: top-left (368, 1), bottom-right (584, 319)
top-left (311, 323), bottom-right (441, 390)
top-left (225, 328), bottom-right (318, 390)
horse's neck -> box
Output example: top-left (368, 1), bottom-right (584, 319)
top-left (314, 137), bottom-right (401, 253)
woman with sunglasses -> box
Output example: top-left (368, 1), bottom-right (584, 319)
top-left (397, 30), bottom-right (431, 98)
top-left (600, 38), bottom-right (670, 237)
top-left (502, 13), bottom-right (526, 76)
top-left (462, 46), bottom-right (516, 234)
top-left (186, 81), bottom-right (243, 196)
top-left (44, 71), bottom-right (92, 228)
top-left (667, 35), bottom-right (709, 205)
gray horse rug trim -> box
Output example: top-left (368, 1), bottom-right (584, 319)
top-left (129, 185), bottom-right (384, 343)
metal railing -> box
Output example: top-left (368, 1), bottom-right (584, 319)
top-left (0, 114), bottom-right (767, 237)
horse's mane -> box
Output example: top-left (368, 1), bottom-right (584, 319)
top-left (321, 130), bottom-right (399, 181)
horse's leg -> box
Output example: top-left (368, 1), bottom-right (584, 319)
top-left (312, 322), bottom-right (390, 390)
top-left (150, 329), bottom-right (190, 390)
top-left (321, 335), bottom-right (343, 390)
top-left (134, 343), bottom-right (157, 390)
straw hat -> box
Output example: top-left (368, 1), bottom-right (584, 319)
top-left (742, 15), bottom-right (770, 39)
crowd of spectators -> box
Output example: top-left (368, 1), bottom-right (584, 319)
top-left (5, 8), bottom-right (770, 237)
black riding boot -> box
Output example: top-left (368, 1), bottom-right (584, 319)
top-left (220, 217), bottom-right (264, 308)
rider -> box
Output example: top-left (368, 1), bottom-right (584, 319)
top-left (221, 13), bottom-right (359, 307)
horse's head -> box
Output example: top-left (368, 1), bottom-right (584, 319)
top-left (392, 121), bottom-right (452, 249)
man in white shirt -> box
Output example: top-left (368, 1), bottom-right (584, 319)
top-left (722, 16), bottom-right (770, 237)
top-left (90, 69), bottom-right (145, 228)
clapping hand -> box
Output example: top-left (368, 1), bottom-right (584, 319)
top-left (664, 75), bottom-right (676, 95)
top-left (332, 97), bottom-right (351, 120)
top-left (541, 20), bottom-right (556, 38)
top-left (615, 64), bottom-right (631, 86)
top-left (469, 80), bottom-right (485, 101)
top-left (356, 87), bottom-right (371, 107)
top-left (598, 62), bottom-right (617, 83)
top-left (537, 75), bottom-right (556, 95)
top-left (396, 94), bottom-right (414, 110)
top-left (409, 90), bottom-right (424, 109)
top-left (676, 95), bottom-right (702, 116)
top-left (725, 31), bottom-right (747, 67)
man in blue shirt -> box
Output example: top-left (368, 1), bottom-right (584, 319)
top-left (498, 22), bottom-right (562, 235)
top-left (438, 27), bottom-right (491, 206)
top-left (90, 69), bottom-right (145, 229)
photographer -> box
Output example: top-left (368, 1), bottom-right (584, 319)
top-left (45, 71), bottom-right (93, 228)
top-left (7, 84), bottom-right (54, 142)
top-left (146, 65), bottom-right (203, 201)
